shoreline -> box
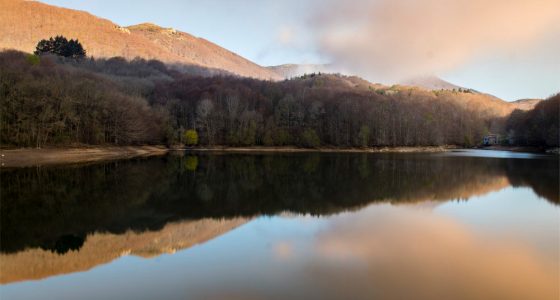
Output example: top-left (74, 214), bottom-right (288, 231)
top-left (1, 146), bottom-right (169, 168)
top-left (1, 145), bottom-right (450, 168)
top-left (2, 145), bottom-right (555, 168)
top-left (177, 146), bottom-right (452, 154)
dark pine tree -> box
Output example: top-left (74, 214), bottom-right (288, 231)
top-left (34, 36), bottom-right (86, 59)
top-left (51, 35), bottom-right (68, 56)
top-left (65, 39), bottom-right (86, 59)
top-left (34, 38), bottom-right (54, 55)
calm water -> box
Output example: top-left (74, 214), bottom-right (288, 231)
top-left (1, 150), bottom-right (558, 300)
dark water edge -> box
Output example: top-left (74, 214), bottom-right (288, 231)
top-left (1, 151), bottom-right (558, 254)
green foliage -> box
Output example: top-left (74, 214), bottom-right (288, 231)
top-left (25, 54), bottom-right (40, 66)
top-left (240, 120), bottom-right (257, 146)
top-left (357, 125), bottom-right (370, 147)
top-left (300, 128), bottom-right (320, 148)
top-left (263, 130), bottom-right (274, 146)
top-left (463, 134), bottom-right (474, 147)
top-left (34, 36), bottom-right (86, 59)
top-left (273, 129), bottom-right (292, 146)
top-left (184, 129), bottom-right (198, 146)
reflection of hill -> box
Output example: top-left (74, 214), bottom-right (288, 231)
top-left (0, 218), bottom-right (248, 284)
top-left (1, 153), bottom-right (557, 255)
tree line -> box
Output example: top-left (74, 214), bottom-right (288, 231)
top-left (1, 49), bottom-right (558, 148)
top-left (0, 51), bottom-right (164, 147)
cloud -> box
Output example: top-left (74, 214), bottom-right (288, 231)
top-left (278, 26), bottom-right (296, 46)
top-left (309, 0), bottom-right (560, 82)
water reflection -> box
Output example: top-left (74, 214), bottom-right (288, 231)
top-left (1, 218), bottom-right (248, 283)
top-left (309, 204), bottom-right (557, 300)
top-left (0, 151), bottom-right (558, 296)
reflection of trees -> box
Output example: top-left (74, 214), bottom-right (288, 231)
top-left (1, 153), bottom-right (557, 253)
top-left (504, 159), bottom-right (559, 203)
top-left (184, 156), bottom-right (198, 171)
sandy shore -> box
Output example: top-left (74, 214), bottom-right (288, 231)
top-left (180, 146), bottom-right (451, 154)
top-left (1, 145), bottom-right (453, 168)
top-left (1, 146), bottom-right (169, 168)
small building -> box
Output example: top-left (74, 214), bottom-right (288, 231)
top-left (483, 134), bottom-right (499, 146)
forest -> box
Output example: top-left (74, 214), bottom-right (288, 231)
top-left (0, 49), bottom-right (558, 148)
top-left (506, 98), bottom-right (559, 147)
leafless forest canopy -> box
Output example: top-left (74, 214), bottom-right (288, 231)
top-left (0, 50), bottom-right (558, 148)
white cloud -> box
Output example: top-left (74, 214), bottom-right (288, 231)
top-left (309, 0), bottom-right (560, 82)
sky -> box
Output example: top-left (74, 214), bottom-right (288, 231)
top-left (40, 0), bottom-right (560, 101)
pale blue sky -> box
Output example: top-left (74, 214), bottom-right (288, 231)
top-left (40, 0), bottom-right (560, 101)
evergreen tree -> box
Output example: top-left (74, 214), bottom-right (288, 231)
top-left (65, 39), bottom-right (86, 58)
top-left (34, 36), bottom-right (86, 59)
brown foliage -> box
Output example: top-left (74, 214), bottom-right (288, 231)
top-left (0, 51), bottom-right (164, 147)
top-left (2, 50), bottom-right (556, 148)
top-left (506, 95), bottom-right (560, 147)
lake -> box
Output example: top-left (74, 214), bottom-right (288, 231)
top-left (1, 150), bottom-right (558, 300)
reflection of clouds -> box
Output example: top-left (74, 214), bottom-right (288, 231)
top-left (274, 241), bottom-right (294, 260)
top-left (312, 204), bottom-right (558, 300)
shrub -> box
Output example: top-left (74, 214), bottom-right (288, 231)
top-left (25, 54), bottom-right (40, 65)
top-left (300, 128), bottom-right (320, 148)
top-left (184, 129), bottom-right (198, 146)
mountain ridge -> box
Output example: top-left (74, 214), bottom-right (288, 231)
top-left (399, 75), bottom-right (468, 91)
top-left (0, 0), bottom-right (541, 113)
top-left (0, 0), bottom-right (280, 80)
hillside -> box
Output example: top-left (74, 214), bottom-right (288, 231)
top-left (310, 74), bottom-right (525, 118)
top-left (0, 0), bottom-right (280, 80)
top-left (396, 75), bottom-right (541, 112)
top-left (511, 99), bottom-right (543, 110)
top-left (271, 65), bottom-right (541, 113)
top-left (0, 0), bottom-right (541, 113)
top-left (400, 75), bottom-right (466, 91)
top-left (399, 76), bottom-right (540, 111)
